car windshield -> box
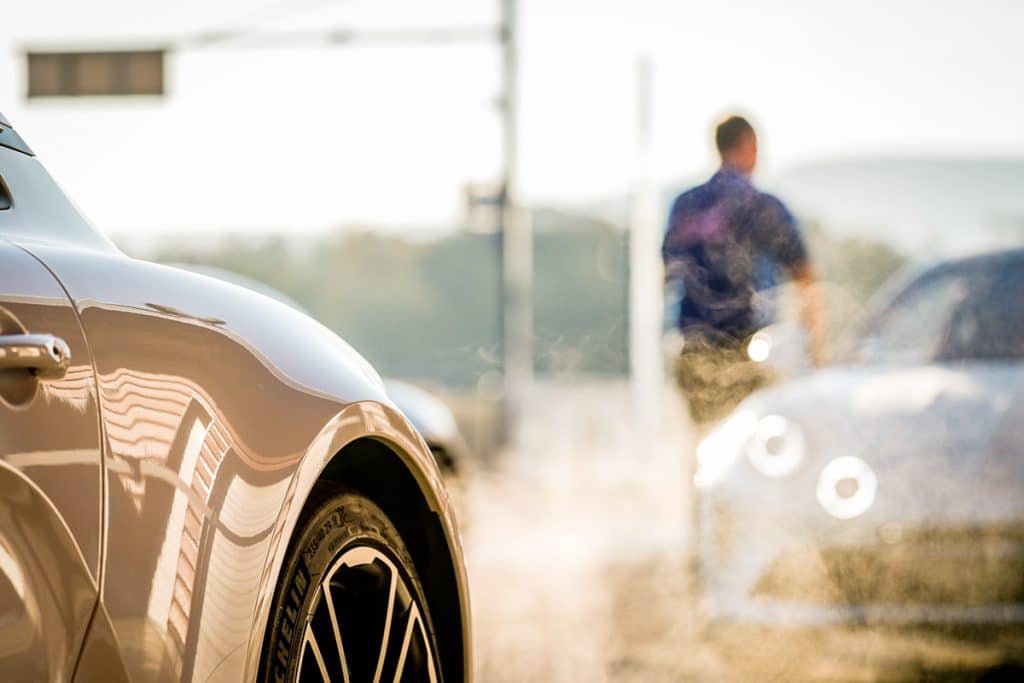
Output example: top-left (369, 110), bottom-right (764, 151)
top-left (860, 258), bottom-right (1024, 365)
top-left (0, 120), bottom-right (114, 252)
top-left (940, 261), bottom-right (1024, 361)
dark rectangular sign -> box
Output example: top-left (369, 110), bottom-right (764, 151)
top-left (27, 50), bottom-right (165, 98)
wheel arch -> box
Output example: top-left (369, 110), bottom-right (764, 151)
top-left (244, 400), bottom-right (470, 683)
top-left (319, 436), bottom-right (467, 683)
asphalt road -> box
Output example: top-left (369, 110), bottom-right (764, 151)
top-left (456, 380), bottom-right (1024, 682)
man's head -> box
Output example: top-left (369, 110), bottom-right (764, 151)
top-left (715, 115), bottom-right (757, 176)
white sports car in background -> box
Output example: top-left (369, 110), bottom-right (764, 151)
top-left (695, 248), bottom-right (1024, 625)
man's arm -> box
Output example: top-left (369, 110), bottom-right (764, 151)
top-left (755, 194), bottom-right (827, 366)
top-left (662, 198), bottom-right (684, 284)
top-left (792, 263), bottom-right (828, 367)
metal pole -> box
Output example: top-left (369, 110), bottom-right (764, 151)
top-left (629, 56), bottom-right (663, 435)
top-left (65, 8), bottom-right (531, 442)
top-left (500, 0), bottom-right (532, 444)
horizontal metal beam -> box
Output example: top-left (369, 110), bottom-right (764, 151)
top-left (184, 26), bottom-right (502, 50)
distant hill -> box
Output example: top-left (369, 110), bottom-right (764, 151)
top-left (585, 157), bottom-right (1024, 261)
top-left (769, 158), bottom-right (1024, 258)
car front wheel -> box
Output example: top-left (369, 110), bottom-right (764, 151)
top-left (260, 487), bottom-right (441, 683)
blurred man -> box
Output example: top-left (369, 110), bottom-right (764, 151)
top-left (663, 115), bottom-right (825, 424)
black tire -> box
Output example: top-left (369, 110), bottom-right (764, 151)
top-left (259, 486), bottom-right (442, 683)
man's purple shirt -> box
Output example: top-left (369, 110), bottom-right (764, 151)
top-left (662, 166), bottom-right (808, 338)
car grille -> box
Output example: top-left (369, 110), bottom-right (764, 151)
top-left (750, 525), bottom-right (1024, 606)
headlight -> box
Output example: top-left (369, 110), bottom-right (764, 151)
top-left (816, 456), bottom-right (877, 519)
top-left (694, 410), bottom-right (757, 489)
top-left (746, 330), bottom-right (772, 362)
top-left (745, 414), bottom-right (805, 478)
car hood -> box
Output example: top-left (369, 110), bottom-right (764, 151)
top-left (737, 363), bottom-right (1024, 521)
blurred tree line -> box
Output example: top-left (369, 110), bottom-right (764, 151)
top-left (150, 208), bottom-right (904, 386)
top-left (800, 220), bottom-right (908, 347)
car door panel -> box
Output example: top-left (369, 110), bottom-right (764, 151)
top-left (0, 241), bottom-right (103, 680)
top-left (0, 460), bottom-right (98, 681)
top-left (71, 601), bottom-right (132, 683)
top-left (23, 243), bottom-right (387, 681)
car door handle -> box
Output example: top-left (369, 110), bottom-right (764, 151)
top-left (0, 334), bottom-right (71, 379)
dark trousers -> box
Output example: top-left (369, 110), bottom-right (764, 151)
top-left (673, 330), bottom-right (774, 426)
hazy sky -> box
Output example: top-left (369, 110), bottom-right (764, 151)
top-left (2, 0), bottom-right (1023, 238)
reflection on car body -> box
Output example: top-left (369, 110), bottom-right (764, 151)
top-left (695, 248), bottom-right (1024, 626)
top-left (175, 264), bottom-right (469, 474)
top-left (0, 113), bottom-right (470, 681)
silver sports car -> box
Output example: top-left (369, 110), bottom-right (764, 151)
top-left (695, 248), bottom-right (1024, 626)
top-left (0, 113), bottom-right (470, 681)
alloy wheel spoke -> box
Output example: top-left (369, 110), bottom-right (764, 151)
top-left (370, 556), bottom-right (398, 683)
top-left (391, 603), bottom-right (438, 683)
top-left (322, 582), bottom-right (352, 683)
top-left (302, 624), bottom-right (332, 683)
